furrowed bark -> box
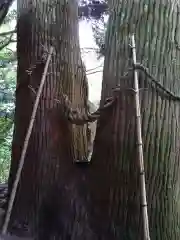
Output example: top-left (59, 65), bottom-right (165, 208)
top-left (7, 0), bottom-right (90, 238)
top-left (90, 1), bottom-right (180, 239)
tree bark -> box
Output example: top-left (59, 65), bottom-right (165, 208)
top-left (8, 0), bottom-right (90, 238)
top-left (90, 1), bottom-right (180, 239)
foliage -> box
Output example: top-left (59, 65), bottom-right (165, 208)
top-left (78, 0), bottom-right (108, 20)
top-left (0, 0), bottom-right (15, 27)
top-left (0, 66), bottom-right (16, 118)
top-left (3, 9), bottom-right (16, 25)
top-left (0, 65), bottom-right (16, 182)
top-left (78, 1), bottom-right (108, 59)
top-left (0, 7), bottom-right (17, 183)
top-left (0, 120), bottom-right (12, 182)
top-left (91, 15), bottom-right (107, 58)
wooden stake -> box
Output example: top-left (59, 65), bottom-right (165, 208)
top-left (1, 47), bottom-right (54, 235)
top-left (131, 34), bottom-right (151, 240)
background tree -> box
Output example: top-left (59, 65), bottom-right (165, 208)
top-left (89, 0), bottom-right (180, 239)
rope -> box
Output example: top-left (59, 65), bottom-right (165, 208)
top-left (4, 52), bottom-right (178, 129)
top-left (132, 63), bottom-right (180, 101)
top-left (54, 94), bottom-right (116, 125)
top-left (53, 63), bottom-right (180, 125)
top-left (26, 60), bottom-right (180, 126)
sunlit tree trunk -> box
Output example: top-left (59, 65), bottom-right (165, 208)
top-left (8, 0), bottom-right (90, 238)
top-left (90, 1), bottom-right (180, 239)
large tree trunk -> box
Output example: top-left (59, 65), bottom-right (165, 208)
top-left (8, 0), bottom-right (90, 238)
top-left (90, 1), bottom-right (180, 239)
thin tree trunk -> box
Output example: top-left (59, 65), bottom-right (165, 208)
top-left (90, 1), bottom-right (180, 239)
top-left (8, 0), bottom-right (90, 238)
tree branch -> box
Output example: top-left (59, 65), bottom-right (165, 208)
top-left (0, 29), bottom-right (16, 37)
top-left (0, 32), bottom-right (16, 51)
top-left (0, 0), bottom-right (15, 27)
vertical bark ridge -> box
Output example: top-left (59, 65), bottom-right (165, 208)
top-left (90, 1), bottom-right (180, 239)
top-left (9, 0), bottom-right (90, 238)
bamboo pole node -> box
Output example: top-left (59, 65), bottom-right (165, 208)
top-left (130, 34), bottom-right (151, 240)
top-left (1, 46), bottom-right (54, 235)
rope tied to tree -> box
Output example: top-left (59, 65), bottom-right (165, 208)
top-left (52, 62), bottom-right (180, 126)
top-left (2, 59), bottom-right (180, 122)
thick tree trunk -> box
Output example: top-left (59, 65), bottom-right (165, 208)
top-left (90, 1), bottom-right (180, 239)
top-left (8, 0), bottom-right (90, 238)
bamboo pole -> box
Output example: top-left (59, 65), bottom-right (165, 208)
top-left (131, 34), bottom-right (151, 240)
top-left (1, 46), bottom-right (54, 235)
